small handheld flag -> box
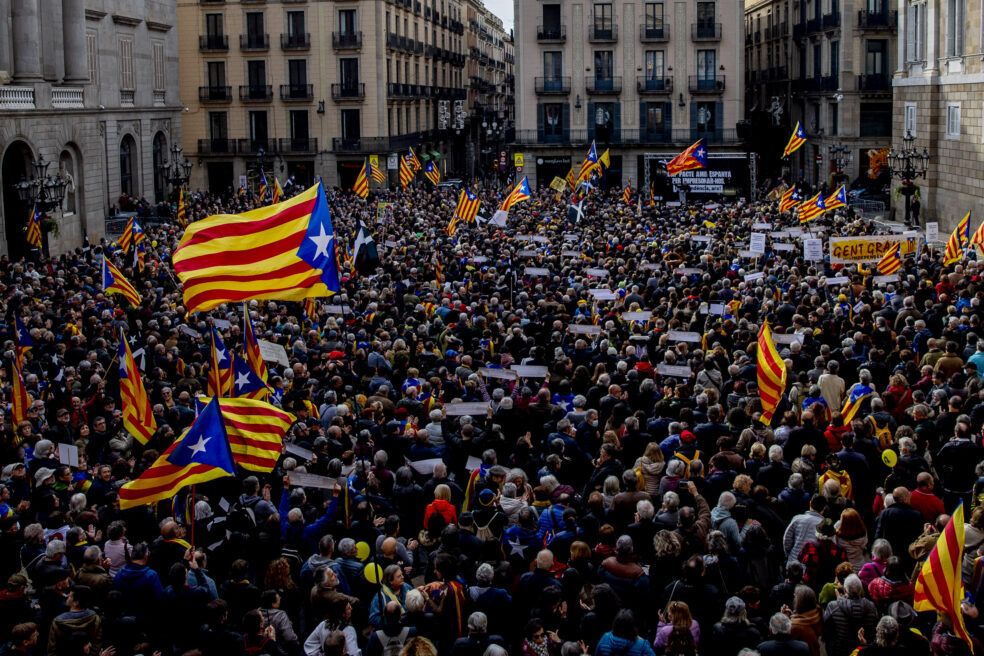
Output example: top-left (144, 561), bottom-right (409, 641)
top-left (876, 243), bottom-right (903, 275)
top-left (176, 189), bottom-right (187, 228)
top-left (945, 212), bottom-right (972, 266)
top-left (824, 185), bottom-right (848, 212)
top-left (119, 331), bottom-right (157, 444)
top-left (454, 189), bottom-right (481, 223)
top-left (25, 204), bottom-right (42, 249)
top-left (353, 160), bottom-right (369, 199)
top-left (622, 185), bottom-right (631, 205)
top-left (259, 169), bottom-right (269, 201)
top-left (424, 161), bottom-right (441, 185)
top-left (799, 191), bottom-right (826, 223)
top-left (272, 178), bottom-right (284, 204)
top-left (576, 142), bottom-right (600, 184)
top-left (102, 258), bottom-right (141, 307)
top-left (757, 322), bottom-right (787, 424)
top-left (783, 122), bottom-right (808, 157)
top-left (500, 177), bottom-right (531, 212)
top-left (399, 156), bottom-right (414, 189)
top-left (778, 187), bottom-right (802, 213)
top-left (368, 156), bottom-right (386, 183)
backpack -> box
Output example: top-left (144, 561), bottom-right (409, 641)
top-left (475, 519), bottom-right (496, 542)
top-left (375, 628), bottom-right (410, 656)
top-left (673, 450), bottom-right (701, 478)
top-left (866, 415), bottom-right (893, 450)
top-left (227, 496), bottom-right (260, 533)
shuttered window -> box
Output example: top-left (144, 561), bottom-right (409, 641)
top-left (118, 38), bottom-right (134, 90)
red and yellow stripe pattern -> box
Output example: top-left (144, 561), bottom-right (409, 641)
top-left (756, 322), bottom-right (787, 424)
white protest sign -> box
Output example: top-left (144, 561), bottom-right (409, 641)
top-left (586, 268), bottom-right (609, 277)
top-left (564, 234), bottom-right (578, 241)
top-left (853, 300), bottom-right (865, 313)
top-left (212, 318), bottom-right (231, 330)
top-left (667, 330), bottom-right (701, 343)
top-left (824, 276), bottom-right (850, 286)
top-left (465, 456), bottom-right (483, 471)
top-left (284, 442), bottom-right (314, 461)
top-left (738, 250), bottom-right (759, 258)
top-left (589, 289), bottom-right (616, 300)
top-left (511, 365), bottom-right (549, 378)
top-left (787, 227), bottom-right (805, 237)
top-left (772, 333), bottom-right (805, 345)
top-left (773, 243), bottom-right (796, 251)
top-left (705, 303), bottom-right (726, 315)
top-left (515, 235), bottom-right (533, 241)
top-left (675, 267), bottom-right (703, 275)
top-left (409, 458), bottom-right (444, 476)
top-left (524, 267), bottom-right (550, 276)
top-left (288, 472), bottom-right (337, 489)
top-left (258, 339), bottom-right (290, 366)
top-left (622, 311), bottom-right (652, 322)
top-left (803, 238), bottom-right (824, 261)
top-left (750, 233), bottom-right (767, 254)
top-left (690, 235), bottom-right (712, 243)
top-left (562, 250), bottom-right (580, 257)
top-left (473, 256), bottom-right (488, 263)
top-left (873, 274), bottom-right (899, 285)
top-left (490, 210), bottom-right (508, 226)
top-left (744, 272), bottom-right (766, 282)
top-left (58, 444), bottom-right (79, 468)
top-left (642, 263), bottom-right (660, 271)
top-left (532, 236), bottom-right (549, 243)
top-left (384, 240), bottom-right (398, 248)
top-left (323, 304), bottom-right (346, 315)
top-left (569, 325), bottom-right (602, 335)
top-left (753, 222), bottom-right (771, 230)
top-left (926, 222), bottom-right (939, 243)
top-left (178, 325), bottom-right (200, 338)
top-left (517, 250), bottom-right (538, 257)
top-left (772, 230), bottom-right (790, 238)
top-left (657, 363), bottom-right (692, 378)
top-left (445, 401), bottom-right (490, 416)
top-left (479, 367), bottom-right (518, 380)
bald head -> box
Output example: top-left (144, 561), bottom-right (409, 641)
top-left (380, 537), bottom-right (398, 558)
top-left (916, 473), bottom-right (934, 490)
top-left (893, 487), bottom-right (910, 504)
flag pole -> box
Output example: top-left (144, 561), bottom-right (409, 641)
top-left (189, 484), bottom-right (196, 548)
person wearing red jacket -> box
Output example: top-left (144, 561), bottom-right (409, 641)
top-left (423, 484), bottom-right (457, 528)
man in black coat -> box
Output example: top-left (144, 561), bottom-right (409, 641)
top-left (756, 612), bottom-right (812, 656)
top-left (874, 487), bottom-right (925, 570)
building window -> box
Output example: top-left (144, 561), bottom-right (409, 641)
top-left (341, 109), bottom-right (361, 141)
top-left (904, 102), bottom-right (917, 136)
top-left (543, 51), bottom-right (562, 79)
top-left (697, 2), bottom-right (715, 25)
top-left (866, 40), bottom-right (887, 75)
top-left (288, 59), bottom-right (307, 87)
top-left (594, 51), bottom-right (613, 80)
top-left (249, 111), bottom-right (268, 144)
top-left (829, 40), bottom-right (839, 77)
top-left (645, 2), bottom-right (664, 29)
top-left (905, 3), bottom-right (926, 62)
top-left (859, 103), bottom-right (891, 136)
top-left (946, 103), bottom-right (961, 139)
top-left (340, 58), bottom-right (359, 88)
top-left (118, 38), bottom-right (134, 91)
top-left (207, 61), bottom-right (226, 88)
top-left (119, 135), bottom-right (136, 197)
top-left (205, 13), bottom-right (223, 36)
top-left (288, 11), bottom-right (307, 37)
top-left (152, 133), bottom-right (166, 204)
top-left (695, 101), bottom-right (715, 133)
top-left (830, 102), bottom-right (838, 136)
top-left (645, 51), bottom-right (665, 82)
top-left (542, 102), bottom-right (565, 140)
top-left (246, 12), bottom-right (265, 41)
top-left (152, 41), bottom-right (165, 91)
top-left (338, 9), bottom-right (355, 34)
top-left (697, 49), bottom-right (716, 86)
top-left (593, 3), bottom-right (613, 30)
top-left (644, 102), bottom-right (666, 133)
top-left (946, 0), bottom-right (964, 57)
top-left (209, 111), bottom-right (228, 141)
top-left (86, 31), bottom-right (98, 84)
top-left (60, 150), bottom-right (77, 214)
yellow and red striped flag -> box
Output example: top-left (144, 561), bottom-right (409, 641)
top-left (176, 189), bottom-right (187, 229)
top-left (172, 182), bottom-right (341, 314)
top-left (778, 186), bottom-right (801, 213)
top-left (454, 189), bottom-right (481, 223)
top-left (499, 177), bottom-right (531, 212)
top-left (945, 211), bottom-right (972, 266)
top-left (575, 141), bottom-right (600, 184)
top-left (970, 213), bottom-right (984, 250)
top-left (118, 217), bottom-right (135, 253)
top-left (424, 162), bottom-right (441, 185)
top-left (565, 166), bottom-right (577, 189)
top-left (353, 160), bottom-right (369, 199)
top-left (622, 185), bottom-right (631, 204)
top-left (259, 169), bottom-right (269, 201)
top-left (783, 121), bottom-right (807, 157)
top-left (272, 178), bottom-right (284, 204)
top-left (119, 397), bottom-right (237, 509)
top-left (407, 147), bottom-right (422, 171)
top-left (25, 204), bottom-right (42, 249)
top-left (200, 397), bottom-right (292, 471)
top-left (208, 327), bottom-right (233, 398)
top-left (914, 502), bottom-right (974, 651)
top-left (102, 258), bottom-right (141, 307)
top-left (876, 243), bottom-right (903, 275)
top-left (399, 156), bottom-right (414, 189)
top-left (368, 155), bottom-right (387, 182)
top-left (756, 322), bottom-right (787, 424)
top-left (798, 191), bottom-right (826, 223)
top-left (10, 353), bottom-right (29, 426)
top-left (447, 215), bottom-right (460, 237)
top-left (824, 185), bottom-right (848, 212)
top-left (435, 258), bottom-right (444, 286)
top-left (230, 354), bottom-right (272, 401)
top-left (243, 302), bottom-right (268, 384)
top-left (119, 330), bottom-right (156, 444)
top-left (666, 139), bottom-right (708, 176)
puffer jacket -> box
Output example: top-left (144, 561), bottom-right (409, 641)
top-left (822, 597), bottom-right (878, 656)
top-left (594, 632), bottom-right (656, 656)
top-left (634, 457), bottom-right (664, 497)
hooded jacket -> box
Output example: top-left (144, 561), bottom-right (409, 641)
top-left (47, 609), bottom-right (101, 656)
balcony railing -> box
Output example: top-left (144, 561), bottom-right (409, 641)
top-left (857, 73), bottom-right (890, 91)
top-left (120, 90), bottom-right (134, 107)
top-left (51, 87), bottom-right (84, 109)
top-left (588, 24), bottom-right (618, 41)
top-left (857, 10), bottom-right (897, 28)
top-left (534, 77), bottom-right (571, 94)
top-left (688, 75), bottom-right (725, 92)
top-left (586, 76), bottom-right (622, 94)
top-left (199, 34), bottom-right (228, 51)
top-left (199, 85), bottom-right (232, 102)
top-left (240, 33), bottom-right (269, 50)
top-left (637, 76), bottom-right (673, 93)
top-left (237, 138), bottom-right (278, 155)
top-left (239, 84), bottom-right (273, 101)
top-left (278, 138), bottom-right (318, 154)
top-left (197, 138), bottom-right (237, 154)
top-left (640, 24), bottom-right (669, 41)
top-left (331, 32), bottom-right (362, 49)
top-left (281, 32), bottom-right (311, 50)
top-left (510, 128), bottom-right (741, 146)
top-left (822, 12), bottom-right (840, 28)
top-left (793, 22), bottom-right (807, 38)
top-left (807, 17), bottom-right (821, 32)
top-left (331, 83), bottom-right (365, 100)
top-left (388, 82), bottom-right (411, 97)
top-left (280, 83), bottom-right (313, 100)
top-left (536, 24), bottom-right (566, 42)
top-left (692, 23), bottom-right (722, 40)
top-left (0, 86), bottom-right (35, 109)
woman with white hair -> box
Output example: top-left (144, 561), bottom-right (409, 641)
top-left (822, 574), bottom-right (879, 656)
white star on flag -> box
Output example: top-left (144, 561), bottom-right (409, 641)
top-left (506, 537), bottom-right (528, 557)
top-left (187, 435), bottom-right (211, 458)
top-left (235, 371), bottom-right (251, 390)
top-left (309, 224), bottom-right (334, 261)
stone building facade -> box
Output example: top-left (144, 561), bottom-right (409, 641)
top-left (0, 0), bottom-right (183, 258)
top-left (893, 0), bottom-right (984, 231)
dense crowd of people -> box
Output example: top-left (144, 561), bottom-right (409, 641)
top-left (0, 176), bottom-right (980, 656)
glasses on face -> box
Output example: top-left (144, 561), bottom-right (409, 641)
top-left (532, 633), bottom-right (545, 641)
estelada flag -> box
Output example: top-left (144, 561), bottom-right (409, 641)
top-left (783, 121), bottom-right (807, 157)
top-left (666, 139), bottom-right (707, 176)
top-left (756, 322), bottom-right (787, 423)
top-left (173, 182), bottom-right (341, 313)
top-left (119, 331), bottom-right (156, 444)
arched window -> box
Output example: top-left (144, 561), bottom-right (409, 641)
top-left (120, 135), bottom-right (136, 197)
top-left (152, 132), bottom-right (167, 203)
top-left (59, 150), bottom-right (77, 214)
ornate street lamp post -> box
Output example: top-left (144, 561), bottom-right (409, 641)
top-left (887, 130), bottom-right (929, 228)
top-left (12, 154), bottom-right (67, 256)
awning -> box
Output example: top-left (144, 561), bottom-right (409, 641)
top-left (420, 153), bottom-right (431, 162)
top-left (429, 151), bottom-right (442, 160)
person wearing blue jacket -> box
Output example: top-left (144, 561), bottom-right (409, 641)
top-left (594, 610), bottom-right (656, 656)
top-left (280, 474), bottom-right (339, 556)
top-left (367, 564), bottom-right (413, 628)
top-left (111, 542), bottom-right (164, 626)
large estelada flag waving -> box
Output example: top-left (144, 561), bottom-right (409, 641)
top-left (173, 182), bottom-right (341, 313)
top-left (666, 139), bottom-right (707, 176)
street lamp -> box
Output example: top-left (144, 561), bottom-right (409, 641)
top-left (12, 153), bottom-right (68, 255)
top-left (158, 143), bottom-right (193, 196)
top-left (828, 144), bottom-right (852, 184)
top-left (887, 130), bottom-right (929, 228)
